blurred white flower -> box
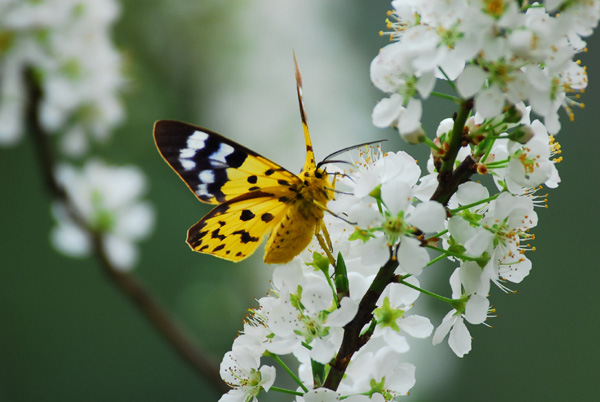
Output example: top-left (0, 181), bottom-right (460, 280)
top-left (0, 0), bottom-right (125, 152)
top-left (50, 159), bottom-right (155, 271)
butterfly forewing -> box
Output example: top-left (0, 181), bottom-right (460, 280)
top-left (153, 120), bottom-right (301, 204)
top-left (187, 189), bottom-right (292, 261)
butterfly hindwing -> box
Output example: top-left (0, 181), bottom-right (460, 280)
top-left (153, 120), bottom-right (301, 204)
top-left (187, 189), bottom-right (292, 261)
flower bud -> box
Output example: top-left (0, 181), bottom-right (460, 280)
top-left (399, 125), bottom-right (426, 144)
top-left (508, 125), bottom-right (534, 144)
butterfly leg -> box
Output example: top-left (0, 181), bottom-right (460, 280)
top-left (315, 220), bottom-right (336, 266)
top-left (320, 220), bottom-right (333, 251)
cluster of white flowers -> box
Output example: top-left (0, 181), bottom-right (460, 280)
top-left (219, 1), bottom-right (599, 400)
top-left (371, 0), bottom-right (596, 141)
top-left (0, 1), bottom-right (155, 270)
top-left (218, 129), bottom-right (549, 399)
top-left (51, 160), bottom-right (155, 271)
top-left (0, 0), bottom-right (125, 155)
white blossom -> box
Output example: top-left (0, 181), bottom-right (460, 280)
top-left (50, 160), bottom-right (154, 271)
top-left (432, 269), bottom-right (489, 357)
top-left (219, 350), bottom-right (275, 402)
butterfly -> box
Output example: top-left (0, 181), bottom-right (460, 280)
top-left (154, 57), bottom-right (339, 264)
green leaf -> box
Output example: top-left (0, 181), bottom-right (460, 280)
top-left (334, 252), bottom-right (349, 299)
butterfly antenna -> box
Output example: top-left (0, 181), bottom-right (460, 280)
top-left (325, 187), bottom-right (354, 196)
top-left (294, 52), bottom-right (316, 171)
top-left (321, 139), bottom-right (387, 162)
top-left (316, 159), bottom-right (355, 169)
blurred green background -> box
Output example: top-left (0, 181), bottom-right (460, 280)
top-left (1, 1), bottom-right (599, 401)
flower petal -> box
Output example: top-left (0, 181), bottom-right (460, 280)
top-left (448, 317), bottom-right (471, 357)
top-left (397, 236), bottom-right (429, 275)
top-left (406, 200), bottom-right (446, 232)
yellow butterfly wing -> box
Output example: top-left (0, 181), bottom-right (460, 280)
top-left (187, 189), bottom-right (292, 261)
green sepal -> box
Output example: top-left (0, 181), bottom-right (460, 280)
top-left (307, 252), bottom-right (330, 276)
top-left (368, 184), bottom-right (382, 200)
top-left (373, 297), bottom-right (404, 332)
top-left (349, 227), bottom-right (375, 242)
top-left (290, 285), bottom-right (304, 312)
top-left (446, 235), bottom-right (467, 256)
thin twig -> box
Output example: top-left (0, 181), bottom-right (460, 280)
top-left (23, 67), bottom-right (228, 394)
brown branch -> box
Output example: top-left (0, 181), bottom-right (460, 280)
top-left (430, 155), bottom-right (477, 206)
top-left (324, 252), bottom-right (399, 390)
top-left (24, 68), bottom-right (228, 394)
top-left (431, 99), bottom-right (476, 206)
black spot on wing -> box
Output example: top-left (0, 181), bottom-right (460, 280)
top-left (278, 179), bottom-right (291, 186)
top-left (265, 168), bottom-right (275, 176)
top-left (261, 213), bottom-right (274, 222)
top-left (211, 228), bottom-right (226, 240)
top-left (279, 196), bottom-right (290, 203)
top-left (233, 230), bottom-right (259, 244)
top-left (248, 186), bottom-right (260, 191)
top-left (240, 209), bottom-right (255, 221)
top-left (213, 244), bottom-right (226, 252)
top-left (247, 175), bottom-right (258, 184)
top-left (225, 149), bottom-right (247, 168)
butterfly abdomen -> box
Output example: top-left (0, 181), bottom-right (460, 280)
top-left (264, 208), bottom-right (318, 264)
